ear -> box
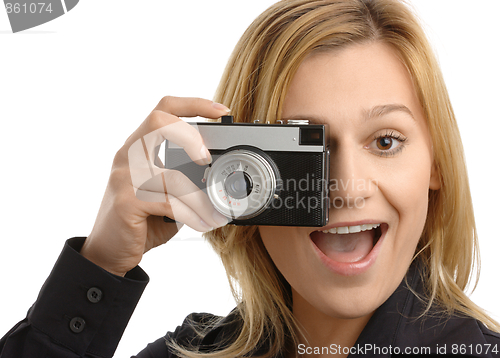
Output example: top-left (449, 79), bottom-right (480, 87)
top-left (429, 161), bottom-right (441, 190)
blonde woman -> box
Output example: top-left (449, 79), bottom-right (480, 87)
top-left (1, 0), bottom-right (499, 357)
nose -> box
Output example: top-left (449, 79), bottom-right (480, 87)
top-left (329, 143), bottom-right (377, 209)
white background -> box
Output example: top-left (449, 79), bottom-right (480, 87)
top-left (0, 1), bottom-right (499, 356)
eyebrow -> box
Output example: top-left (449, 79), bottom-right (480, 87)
top-left (365, 104), bottom-right (416, 122)
top-left (281, 103), bottom-right (416, 124)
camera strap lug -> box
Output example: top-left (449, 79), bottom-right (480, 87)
top-left (201, 166), bottom-right (211, 183)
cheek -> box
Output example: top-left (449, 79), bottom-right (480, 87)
top-left (385, 168), bottom-right (429, 212)
top-left (259, 227), bottom-right (308, 278)
top-left (259, 227), bottom-right (282, 262)
top-left (378, 147), bottom-right (433, 246)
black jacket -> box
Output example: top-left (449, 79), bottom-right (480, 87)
top-left (1, 237), bottom-right (499, 357)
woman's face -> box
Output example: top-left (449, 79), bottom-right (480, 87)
top-left (259, 42), bottom-right (440, 320)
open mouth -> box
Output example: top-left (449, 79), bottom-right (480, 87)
top-left (310, 223), bottom-right (386, 264)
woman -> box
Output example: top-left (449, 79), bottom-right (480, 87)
top-left (1, 0), bottom-right (499, 357)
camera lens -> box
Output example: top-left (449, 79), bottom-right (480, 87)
top-left (224, 171), bottom-right (253, 199)
top-left (206, 149), bottom-right (279, 220)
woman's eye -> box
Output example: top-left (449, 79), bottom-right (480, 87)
top-left (369, 131), bottom-right (408, 156)
top-left (376, 136), bottom-right (397, 150)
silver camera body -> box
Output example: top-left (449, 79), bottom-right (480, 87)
top-left (164, 116), bottom-right (329, 227)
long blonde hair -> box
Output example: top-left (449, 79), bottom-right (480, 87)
top-left (171, 1), bottom-right (499, 357)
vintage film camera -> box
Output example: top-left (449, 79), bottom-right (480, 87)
top-left (163, 115), bottom-right (329, 226)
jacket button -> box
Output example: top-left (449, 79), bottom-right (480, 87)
top-left (69, 317), bottom-right (86, 333)
top-left (87, 287), bottom-right (102, 303)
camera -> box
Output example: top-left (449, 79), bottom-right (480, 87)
top-left (163, 115), bottom-right (329, 227)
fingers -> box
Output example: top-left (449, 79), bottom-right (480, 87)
top-left (136, 170), bottom-right (229, 231)
top-left (140, 191), bottom-right (228, 233)
top-left (123, 96), bottom-right (231, 232)
top-left (126, 96), bottom-right (230, 193)
top-left (154, 96), bottom-right (230, 118)
top-left (127, 120), bottom-right (206, 196)
top-left (143, 115), bottom-right (210, 166)
top-left (149, 97), bottom-right (230, 163)
top-left (125, 96), bottom-right (230, 171)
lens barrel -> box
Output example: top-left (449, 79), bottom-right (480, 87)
top-left (206, 149), bottom-right (278, 220)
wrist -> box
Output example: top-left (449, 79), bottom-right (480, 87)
top-left (80, 237), bottom-right (127, 277)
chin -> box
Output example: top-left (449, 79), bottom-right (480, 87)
top-left (323, 298), bottom-right (382, 320)
top-left (296, 264), bottom-right (393, 318)
top-left (291, 224), bottom-right (417, 320)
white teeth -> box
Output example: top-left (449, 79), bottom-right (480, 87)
top-left (337, 226), bottom-right (349, 234)
top-left (349, 225), bottom-right (361, 233)
top-left (320, 223), bottom-right (381, 235)
top-left (322, 228), bottom-right (336, 234)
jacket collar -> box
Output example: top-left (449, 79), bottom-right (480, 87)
top-left (203, 260), bottom-right (496, 357)
top-left (350, 260), bottom-right (493, 357)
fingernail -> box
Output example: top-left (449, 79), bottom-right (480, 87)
top-left (200, 145), bottom-right (212, 165)
top-left (200, 220), bottom-right (214, 232)
top-left (212, 102), bottom-right (230, 113)
top-left (212, 210), bottom-right (229, 227)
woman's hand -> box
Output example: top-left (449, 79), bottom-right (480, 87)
top-left (80, 96), bottom-right (230, 276)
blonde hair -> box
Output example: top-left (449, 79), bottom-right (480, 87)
top-left (171, 0), bottom-right (499, 357)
